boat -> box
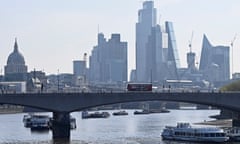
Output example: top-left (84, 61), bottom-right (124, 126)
top-left (161, 122), bottom-right (229, 143)
top-left (23, 114), bottom-right (50, 129)
top-left (112, 110), bottom-right (128, 116)
top-left (149, 109), bottom-right (170, 113)
top-left (224, 127), bottom-right (240, 141)
top-left (133, 109), bottom-right (150, 115)
top-left (82, 111), bottom-right (110, 119)
top-left (23, 114), bottom-right (34, 127)
top-left (24, 114), bottom-right (76, 130)
top-left (27, 115), bottom-right (50, 131)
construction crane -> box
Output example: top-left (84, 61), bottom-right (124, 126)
top-left (83, 53), bottom-right (87, 62)
top-left (188, 31), bottom-right (194, 53)
top-left (231, 34), bottom-right (237, 76)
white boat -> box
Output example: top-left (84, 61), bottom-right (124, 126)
top-left (225, 127), bottom-right (240, 141)
top-left (161, 123), bottom-right (229, 143)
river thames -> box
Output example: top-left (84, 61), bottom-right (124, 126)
top-left (0, 109), bottom-right (238, 144)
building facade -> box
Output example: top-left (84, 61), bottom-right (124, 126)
top-left (199, 35), bottom-right (230, 83)
top-left (135, 1), bottom-right (181, 83)
top-left (136, 1), bottom-right (157, 82)
top-left (4, 39), bottom-right (28, 81)
top-left (89, 33), bottom-right (127, 84)
top-left (165, 21), bottom-right (180, 80)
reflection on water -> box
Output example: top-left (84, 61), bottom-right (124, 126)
top-left (0, 110), bottom-right (237, 144)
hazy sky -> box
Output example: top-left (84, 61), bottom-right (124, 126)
top-left (0, 0), bottom-right (240, 78)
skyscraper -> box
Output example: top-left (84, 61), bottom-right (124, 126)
top-left (146, 25), bottom-right (163, 82)
top-left (136, 1), bottom-right (157, 82)
top-left (165, 21), bottom-right (180, 80)
top-left (199, 34), bottom-right (230, 83)
top-left (89, 33), bottom-right (127, 83)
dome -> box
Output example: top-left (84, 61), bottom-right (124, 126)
top-left (7, 39), bottom-right (25, 65)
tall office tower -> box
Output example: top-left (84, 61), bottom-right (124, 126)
top-left (165, 21), bottom-right (180, 80)
top-left (4, 38), bottom-right (28, 81)
top-left (136, 1), bottom-right (157, 82)
top-left (146, 25), bottom-right (163, 82)
top-left (89, 33), bottom-right (128, 83)
top-left (199, 34), bottom-right (230, 83)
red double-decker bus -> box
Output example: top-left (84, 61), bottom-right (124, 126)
top-left (127, 83), bottom-right (152, 91)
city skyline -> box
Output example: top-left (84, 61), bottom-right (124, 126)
top-left (0, 0), bottom-right (240, 77)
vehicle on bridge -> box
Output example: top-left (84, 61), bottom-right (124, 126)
top-left (127, 83), bottom-right (152, 92)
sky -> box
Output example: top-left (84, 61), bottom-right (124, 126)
top-left (0, 0), bottom-right (240, 78)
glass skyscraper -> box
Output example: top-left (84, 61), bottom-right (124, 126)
top-left (165, 21), bottom-right (180, 80)
top-left (199, 34), bottom-right (230, 82)
top-left (136, 1), bottom-right (156, 82)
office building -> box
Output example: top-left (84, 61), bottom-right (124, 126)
top-left (199, 34), bottom-right (230, 83)
top-left (146, 25), bottom-right (164, 82)
top-left (136, 1), bottom-right (157, 82)
top-left (135, 1), bottom-right (181, 83)
top-left (89, 33), bottom-right (127, 83)
top-left (165, 21), bottom-right (180, 80)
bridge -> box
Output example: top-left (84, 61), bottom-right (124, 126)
top-left (0, 92), bottom-right (240, 139)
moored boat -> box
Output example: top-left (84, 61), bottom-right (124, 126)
top-left (161, 122), bottom-right (229, 143)
top-left (149, 109), bottom-right (170, 113)
top-left (23, 114), bottom-right (50, 129)
top-left (112, 110), bottom-right (128, 116)
top-left (82, 111), bottom-right (110, 119)
top-left (28, 115), bottom-right (50, 131)
top-left (133, 109), bottom-right (150, 115)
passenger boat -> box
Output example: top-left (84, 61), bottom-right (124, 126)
top-left (224, 127), bottom-right (240, 141)
top-left (82, 111), bottom-right (110, 119)
top-left (161, 123), bottom-right (229, 143)
top-left (112, 110), bottom-right (128, 116)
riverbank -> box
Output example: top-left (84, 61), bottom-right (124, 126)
top-left (195, 119), bottom-right (232, 128)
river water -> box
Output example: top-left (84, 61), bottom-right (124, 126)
top-left (0, 109), bottom-right (238, 144)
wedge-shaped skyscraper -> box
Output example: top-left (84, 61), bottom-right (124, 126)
top-left (199, 34), bottom-right (230, 82)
